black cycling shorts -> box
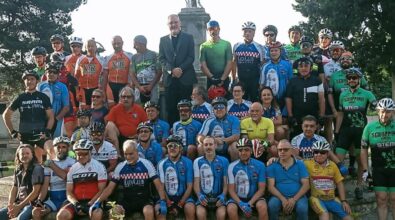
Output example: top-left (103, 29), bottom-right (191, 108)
top-left (337, 127), bottom-right (363, 152)
top-left (372, 167), bottom-right (395, 188)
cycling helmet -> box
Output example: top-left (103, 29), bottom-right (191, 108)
top-left (318, 28), bottom-right (333, 38)
top-left (70, 36), bottom-right (83, 45)
top-left (53, 136), bottom-right (71, 146)
top-left (211, 96), bottom-right (227, 106)
top-left (31, 46), bottom-right (47, 56)
top-left (242, 21), bottom-right (256, 31)
top-left (73, 139), bottom-right (94, 151)
top-left (137, 122), bottom-right (153, 132)
top-left (144, 101), bottom-right (160, 110)
top-left (207, 20), bottom-right (220, 29)
top-left (236, 138), bottom-right (252, 149)
top-left (45, 61), bottom-right (62, 73)
top-left (50, 34), bottom-right (64, 42)
top-left (268, 41), bottom-right (283, 49)
top-left (376, 98), bottom-right (395, 111)
top-left (329, 40), bottom-right (345, 50)
top-left (345, 67), bottom-right (362, 78)
top-left (288, 25), bottom-right (302, 34)
top-left (208, 86), bottom-right (226, 100)
top-left (76, 109), bottom-right (92, 118)
top-left (177, 99), bottom-right (192, 109)
top-left (300, 36), bottom-right (314, 45)
top-left (340, 51), bottom-right (354, 60)
top-left (312, 141), bottom-right (331, 151)
top-left (50, 52), bottom-right (65, 63)
top-left (22, 70), bottom-right (39, 80)
top-left (295, 57), bottom-right (313, 66)
top-left (166, 135), bottom-right (183, 145)
top-left (262, 25), bottom-right (278, 35)
top-left (89, 121), bottom-right (105, 133)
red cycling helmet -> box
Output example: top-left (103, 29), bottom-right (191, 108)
top-left (208, 86), bottom-right (226, 100)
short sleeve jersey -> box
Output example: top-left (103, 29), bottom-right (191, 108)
top-left (192, 102), bottom-right (214, 123)
top-left (105, 51), bottom-right (133, 84)
top-left (65, 54), bottom-right (83, 76)
top-left (260, 60), bottom-right (293, 102)
top-left (44, 157), bottom-right (76, 192)
top-left (233, 41), bottom-right (264, 79)
top-left (91, 141), bottom-right (118, 168)
top-left (130, 49), bottom-right (160, 85)
top-left (304, 159), bottom-right (343, 200)
top-left (37, 81), bottom-right (69, 115)
top-left (75, 55), bottom-right (104, 89)
top-left (158, 156), bottom-right (193, 197)
top-left (284, 43), bottom-right (303, 64)
top-left (227, 99), bottom-right (252, 119)
top-left (228, 158), bottom-right (266, 199)
top-left (240, 117), bottom-right (275, 141)
top-left (172, 119), bottom-right (202, 148)
top-left (291, 134), bottom-right (328, 159)
top-left (137, 141), bottom-right (163, 166)
top-left (200, 39), bottom-right (233, 77)
top-left (148, 119), bottom-right (170, 144)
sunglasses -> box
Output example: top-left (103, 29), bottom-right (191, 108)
top-left (76, 152), bottom-right (89, 157)
top-left (347, 76), bottom-right (359, 80)
top-left (91, 132), bottom-right (103, 137)
top-left (139, 130), bottom-right (151, 134)
top-left (91, 95), bottom-right (101, 99)
top-left (179, 108), bottom-right (191, 113)
top-left (265, 33), bottom-right (275, 37)
top-left (313, 150), bottom-right (328, 155)
top-left (213, 104), bottom-right (226, 110)
top-left (167, 143), bottom-right (180, 149)
top-left (340, 57), bottom-right (353, 61)
top-left (203, 143), bottom-right (214, 146)
top-left (301, 43), bottom-right (312, 49)
top-left (278, 148), bottom-right (291, 152)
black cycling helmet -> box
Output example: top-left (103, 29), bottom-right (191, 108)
top-left (177, 99), bottom-right (192, 109)
top-left (295, 57), bottom-right (313, 66)
top-left (166, 135), bottom-right (183, 145)
top-left (50, 52), bottom-right (66, 63)
top-left (76, 109), bottom-right (92, 118)
top-left (137, 122), bottom-right (153, 132)
top-left (50, 34), bottom-right (64, 42)
top-left (31, 46), bottom-right (47, 56)
top-left (288, 25), bottom-right (302, 35)
top-left (300, 36), bottom-right (314, 45)
top-left (345, 67), bottom-right (363, 78)
top-left (144, 101), bottom-right (160, 110)
top-left (22, 70), bottom-right (39, 80)
top-left (263, 25), bottom-right (278, 35)
top-left (211, 96), bottom-right (227, 106)
top-left (89, 121), bottom-right (105, 133)
top-left (45, 61), bottom-right (62, 73)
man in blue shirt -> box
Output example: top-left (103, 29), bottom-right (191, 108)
top-left (227, 138), bottom-right (268, 220)
top-left (194, 136), bottom-right (229, 220)
top-left (267, 139), bottom-right (310, 220)
top-left (137, 122), bottom-right (163, 166)
top-left (144, 101), bottom-right (170, 150)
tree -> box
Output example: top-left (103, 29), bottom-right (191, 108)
top-left (0, 0), bottom-right (86, 98)
top-left (293, 0), bottom-right (395, 99)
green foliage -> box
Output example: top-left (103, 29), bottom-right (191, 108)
top-left (293, 0), bottom-right (394, 98)
top-left (0, 0), bottom-right (87, 96)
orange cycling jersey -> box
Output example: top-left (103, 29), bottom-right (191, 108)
top-left (105, 51), bottom-right (132, 84)
top-left (75, 55), bottom-right (103, 89)
top-left (65, 54), bottom-right (82, 76)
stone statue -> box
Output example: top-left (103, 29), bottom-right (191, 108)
top-left (185, 0), bottom-right (202, 8)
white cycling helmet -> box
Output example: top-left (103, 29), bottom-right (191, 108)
top-left (329, 40), bottom-right (345, 50)
top-left (70, 36), bottom-right (83, 45)
top-left (242, 21), bottom-right (256, 31)
top-left (376, 98), bottom-right (395, 111)
top-left (318, 28), bottom-right (333, 38)
top-left (312, 141), bottom-right (331, 151)
top-left (53, 136), bottom-right (71, 146)
top-left (73, 139), bottom-right (94, 151)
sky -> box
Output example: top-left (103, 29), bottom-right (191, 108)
top-left (71, 0), bottom-right (307, 56)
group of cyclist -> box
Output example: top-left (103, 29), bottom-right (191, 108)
top-left (0, 15), bottom-right (394, 220)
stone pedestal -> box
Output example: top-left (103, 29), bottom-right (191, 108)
top-left (178, 7), bottom-right (210, 73)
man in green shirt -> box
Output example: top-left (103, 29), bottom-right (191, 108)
top-left (284, 25), bottom-right (303, 64)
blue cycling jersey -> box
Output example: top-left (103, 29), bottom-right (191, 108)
top-left (193, 155), bottom-right (229, 197)
top-left (262, 105), bottom-right (281, 119)
top-left (148, 119), bottom-right (170, 144)
top-left (227, 99), bottom-right (251, 119)
top-left (259, 60), bottom-right (293, 104)
top-left (228, 158), bottom-right (266, 199)
top-left (199, 114), bottom-right (240, 154)
top-left (38, 81), bottom-right (69, 115)
top-left (137, 141), bottom-right (163, 166)
top-left (158, 156), bottom-right (193, 198)
top-left (192, 102), bottom-right (213, 123)
top-left (233, 41), bottom-right (264, 79)
top-left (291, 134), bottom-right (327, 159)
top-left (172, 119), bottom-right (202, 149)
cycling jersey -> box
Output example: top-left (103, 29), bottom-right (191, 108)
top-left (91, 106), bottom-right (109, 124)
top-left (137, 141), bottom-right (163, 166)
top-left (70, 127), bottom-right (90, 144)
top-left (147, 119), bottom-right (170, 144)
top-left (91, 141), bottom-right (118, 168)
top-left (199, 114), bottom-right (240, 154)
top-left (173, 119), bottom-right (202, 149)
top-left (130, 49), bottom-right (160, 84)
top-left (227, 99), bottom-right (251, 119)
top-left (200, 39), bottom-right (233, 78)
top-left (67, 159), bottom-right (107, 201)
top-left (323, 59), bottom-right (341, 78)
top-left (291, 134), bottom-right (327, 159)
top-left (75, 55), bottom-right (104, 89)
top-left (10, 91), bottom-right (52, 134)
top-left (260, 60), bottom-right (293, 105)
top-left (37, 81), bottom-right (69, 116)
top-left (240, 117), bottom-right (274, 140)
top-left (111, 159), bottom-right (157, 203)
top-left (65, 54), bottom-right (82, 76)
top-left (233, 41), bottom-right (263, 79)
top-left (34, 66), bottom-right (46, 79)
top-left (192, 102), bottom-right (213, 123)
top-left (105, 51), bottom-right (132, 84)
top-left (262, 105), bottom-right (281, 119)
top-left (338, 87), bottom-right (376, 128)
top-left (193, 155), bottom-right (229, 197)
top-left (362, 120), bottom-right (395, 169)
top-left (284, 43), bottom-right (302, 63)
top-left (158, 156), bottom-right (193, 198)
top-left (228, 158), bottom-right (266, 199)
top-left (304, 159), bottom-right (343, 200)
